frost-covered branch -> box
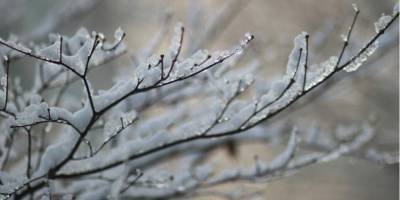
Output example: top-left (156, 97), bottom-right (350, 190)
top-left (0, 3), bottom-right (397, 199)
top-left (57, 6), bottom-right (397, 183)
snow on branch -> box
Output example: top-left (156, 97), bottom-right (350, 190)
top-left (0, 3), bottom-right (397, 199)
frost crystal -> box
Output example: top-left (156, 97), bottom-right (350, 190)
top-left (35, 128), bottom-right (80, 177)
top-left (286, 32), bottom-right (307, 77)
top-left (37, 40), bottom-right (60, 60)
top-left (305, 56), bottom-right (337, 90)
top-left (121, 111), bottom-right (137, 127)
top-left (374, 14), bottom-right (392, 33)
top-left (352, 3), bottom-right (359, 12)
top-left (93, 78), bottom-right (139, 110)
top-left (173, 49), bottom-right (209, 78)
top-left (104, 110), bottom-right (137, 140)
top-left (114, 27), bottom-right (125, 41)
top-left (0, 172), bottom-right (27, 194)
top-left (229, 103), bottom-right (256, 127)
top-left (102, 27), bottom-right (125, 50)
top-left (340, 34), bottom-right (348, 42)
top-left (169, 23), bottom-right (184, 57)
top-left (62, 38), bottom-right (95, 75)
top-left (233, 32), bottom-right (254, 55)
top-left (321, 56), bottom-right (338, 75)
top-left (344, 41), bottom-right (378, 72)
top-left (104, 119), bottom-right (120, 139)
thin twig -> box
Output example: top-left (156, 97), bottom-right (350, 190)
top-left (165, 26), bottom-right (185, 80)
top-left (120, 171), bottom-right (144, 194)
top-left (303, 34), bottom-right (309, 92)
top-left (2, 56), bottom-right (10, 110)
top-left (54, 12), bottom-right (398, 179)
top-left (335, 7), bottom-right (360, 69)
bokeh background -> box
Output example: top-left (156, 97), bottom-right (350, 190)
top-left (0, 0), bottom-right (398, 199)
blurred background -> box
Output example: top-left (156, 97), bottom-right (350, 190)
top-left (0, 0), bottom-right (398, 199)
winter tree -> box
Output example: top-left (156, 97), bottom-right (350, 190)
top-left (0, 1), bottom-right (398, 199)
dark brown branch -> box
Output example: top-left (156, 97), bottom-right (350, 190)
top-left (82, 78), bottom-right (96, 114)
top-left (83, 139), bottom-right (93, 156)
top-left (49, 36), bottom-right (246, 180)
top-left (59, 35), bottom-right (63, 63)
top-left (101, 31), bottom-right (126, 52)
top-left (25, 129), bottom-right (34, 199)
top-left (10, 113), bottom-right (82, 137)
top-left (38, 45), bottom-right (126, 95)
top-left (165, 26), bottom-right (185, 80)
top-left (84, 35), bottom-right (100, 76)
top-left (160, 54), bottom-right (165, 78)
top-left (4, 175), bottom-right (46, 199)
top-left (2, 56), bottom-right (10, 110)
top-left (238, 48), bottom-right (303, 129)
top-left (120, 170), bottom-right (144, 194)
top-left (11, 10), bottom-right (398, 200)
top-left (0, 39), bottom-right (81, 76)
top-left (94, 50), bottom-right (230, 119)
top-left (54, 12), bottom-right (398, 179)
top-left (72, 115), bottom-right (136, 160)
top-left (81, 35), bottom-right (101, 115)
top-left (335, 7), bottom-right (360, 69)
top-left (201, 79), bottom-right (243, 136)
top-left (303, 34), bottom-right (309, 92)
top-left (26, 129), bottom-right (32, 179)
